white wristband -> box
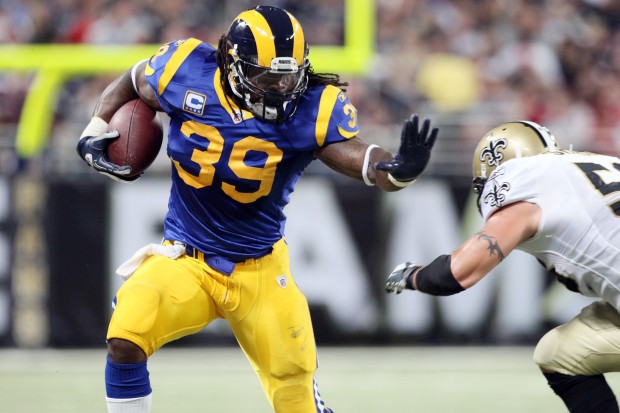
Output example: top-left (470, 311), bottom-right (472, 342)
top-left (362, 144), bottom-right (379, 186)
top-left (80, 116), bottom-right (109, 139)
top-left (387, 173), bottom-right (415, 188)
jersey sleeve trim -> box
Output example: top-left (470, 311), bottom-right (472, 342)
top-left (314, 86), bottom-right (341, 146)
top-left (337, 125), bottom-right (358, 139)
top-left (156, 38), bottom-right (202, 96)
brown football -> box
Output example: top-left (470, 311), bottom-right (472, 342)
top-left (107, 99), bottom-right (163, 177)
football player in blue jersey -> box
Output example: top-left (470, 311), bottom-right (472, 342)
top-left (77, 5), bottom-right (438, 413)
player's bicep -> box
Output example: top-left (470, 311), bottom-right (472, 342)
top-left (133, 61), bottom-right (162, 111)
top-left (451, 201), bottom-right (540, 288)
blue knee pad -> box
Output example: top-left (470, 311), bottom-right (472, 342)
top-left (105, 357), bottom-right (152, 399)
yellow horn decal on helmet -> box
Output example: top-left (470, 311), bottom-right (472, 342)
top-left (238, 10), bottom-right (276, 67)
top-left (286, 12), bottom-right (306, 66)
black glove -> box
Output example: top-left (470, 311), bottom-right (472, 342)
top-left (77, 131), bottom-right (140, 182)
top-left (385, 261), bottom-right (420, 294)
top-left (375, 114), bottom-right (438, 185)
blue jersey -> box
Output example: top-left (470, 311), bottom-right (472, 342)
top-left (144, 38), bottom-right (359, 262)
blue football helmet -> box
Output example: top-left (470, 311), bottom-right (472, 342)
top-left (224, 5), bottom-right (310, 122)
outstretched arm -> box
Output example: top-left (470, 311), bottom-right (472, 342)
top-left (315, 114), bottom-right (438, 192)
top-left (385, 201), bottom-right (541, 295)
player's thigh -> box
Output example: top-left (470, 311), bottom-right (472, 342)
top-left (534, 300), bottom-right (620, 375)
top-left (108, 255), bottom-right (218, 356)
top-left (231, 265), bottom-right (319, 412)
top-left (231, 241), bottom-right (317, 378)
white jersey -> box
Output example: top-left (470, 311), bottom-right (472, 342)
top-left (479, 151), bottom-right (620, 311)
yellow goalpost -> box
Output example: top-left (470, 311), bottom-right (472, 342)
top-left (0, 0), bottom-right (374, 159)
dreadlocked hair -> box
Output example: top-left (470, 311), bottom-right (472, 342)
top-left (308, 69), bottom-right (348, 92)
top-left (216, 35), bottom-right (231, 90)
top-left (215, 35), bottom-right (246, 112)
top-left (215, 35), bottom-right (348, 93)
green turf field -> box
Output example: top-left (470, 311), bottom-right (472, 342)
top-left (0, 346), bottom-right (616, 412)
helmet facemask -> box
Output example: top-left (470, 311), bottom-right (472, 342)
top-left (227, 44), bottom-right (309, 122)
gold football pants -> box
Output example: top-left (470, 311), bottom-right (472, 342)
top-left (534, 300), bottom-right (620, 375)
top-left (107, 238), bottom-right (328, 412)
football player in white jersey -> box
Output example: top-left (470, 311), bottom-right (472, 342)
top-left (385, 121), bottom-right (620, 412)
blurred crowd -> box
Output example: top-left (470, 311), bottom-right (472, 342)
top-left (0, 0), bottom-right (344, 45)
top-left (372, 0), bottom-right (620, 155)
top-left (1, 0), bottom-right (620, 175)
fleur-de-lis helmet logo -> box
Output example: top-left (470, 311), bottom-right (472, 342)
top-left (480, 137), bottom-right (508, 168)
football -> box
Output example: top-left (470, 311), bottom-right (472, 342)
top-left (107, 99), bottom-right (163, 177)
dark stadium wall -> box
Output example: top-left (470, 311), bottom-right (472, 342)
top-left (1, 175), bottom-right (589, 348)
top-left (0, 177), bottom-right (11, 346)
top-left (44, 179), bottom-right (108, 347)
top-left (105, 176), bottom-right (588, 346)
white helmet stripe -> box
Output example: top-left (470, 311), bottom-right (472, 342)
top-left (517, 120), bottom-right (558, 149)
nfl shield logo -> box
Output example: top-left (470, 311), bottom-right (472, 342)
top-left (276, 275), bottom-right (288, 288)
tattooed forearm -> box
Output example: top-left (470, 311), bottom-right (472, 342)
top-left (475, 232), bottom-right (506, 262)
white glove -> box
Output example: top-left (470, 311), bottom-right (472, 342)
top-left (385, 261), bottom-right (420, 294)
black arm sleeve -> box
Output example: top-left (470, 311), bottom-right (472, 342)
top-left (415, 254), bottom-right (465, 296)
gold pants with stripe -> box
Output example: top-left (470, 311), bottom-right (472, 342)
top-left (108, 238), bottom-right (327, 412)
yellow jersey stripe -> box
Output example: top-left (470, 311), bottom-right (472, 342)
top-left (214, 68), bottom-right (254, 121)
top-left (315, 87), bottom-right (341, 146)
top-left (158, 38), bottom-right (202, 95)
top-left (238, 10), bottom-right (275, 66)
top-left (337, 125), bottom-right (358, 139)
